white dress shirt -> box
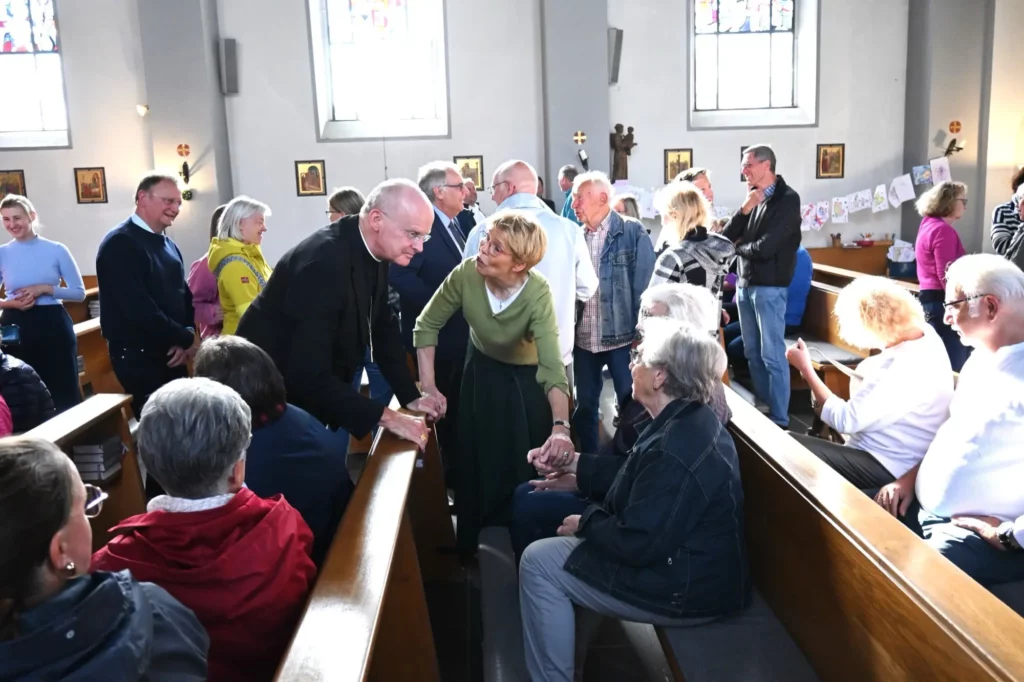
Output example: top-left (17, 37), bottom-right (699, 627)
top-left (464, 193), bottom-right (598, 364)
top-left (820, 325), bottom-right (954, 477)
top-left (916, 341), bottom-right (1024, 519)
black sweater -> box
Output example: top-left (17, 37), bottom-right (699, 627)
top-left (96, 218), bottom-right (195, 351)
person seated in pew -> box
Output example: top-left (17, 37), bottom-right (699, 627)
top-left (519, 319), bottom-right (750, 682)
top-left (187, 204), bottom-right (228, 339)
top-left (874, 255), bottom-right (1024, 586)
top-left (90, 378), bottom-right (316, 682)
top-left (784, 275), bottom-right (954, 490)
top-left (208, 196), bottom-right (274, 336)
top-left (0, 346), bottom-right (56, 432)
top-left (509, 282), bottom-right (731, 561)
top-left (193, 335), bottom-right (353, 567)
top-left (0, 436), bottom-right (209, 681)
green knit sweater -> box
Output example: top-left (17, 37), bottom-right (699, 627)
top-left (413, 259), bottom-right (569, 396)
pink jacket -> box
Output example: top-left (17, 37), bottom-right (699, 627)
top-left (0, 394), bottom-right (12, 437)
top-left (187, 255), bottom-right (223, 338)
top-left (915, 215), bottom-right (966, 291)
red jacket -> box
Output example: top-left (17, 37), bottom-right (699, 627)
top-left (91, 488), bottom-right (316, 682)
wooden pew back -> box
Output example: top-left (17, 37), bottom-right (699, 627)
top-left (275, 413), bottom-right (441, 682)
top-left (726, 387), bottom-right (1024, 680)
top-left (74, 317), bottom-right (124, 396)
top-left (26, 393), bottom-right (145, 550)
top-left (812, 263), bottom-right (920, 293)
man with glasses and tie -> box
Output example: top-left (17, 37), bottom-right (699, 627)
top-left (237, 178), bottom-right (441, 451)
top-left (390, 162), bottom-right (472, 481)
top-left (96, 172), bottom-right (199, 420)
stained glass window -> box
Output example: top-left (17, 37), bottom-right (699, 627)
top-left (311, 0), bottom-right (449, 139)
top-left (693, 0), bottom-right (797, 111)
top-left (0, 0), bottom-right (67, 146)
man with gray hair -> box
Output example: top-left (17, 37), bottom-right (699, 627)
top-left (722, 144), bottom-right (801, 428)
top-left (464, 159), bottom-right (598, 386)
top-left (237, 178), bottom-right (440, 449)
top-left (91, 377), bottom-right (317, 682)
top-left (875, 255), bottom-right (1024, 589)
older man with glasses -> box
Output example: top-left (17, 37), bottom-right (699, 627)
top-left (237, 178), bottom-right (442, 451)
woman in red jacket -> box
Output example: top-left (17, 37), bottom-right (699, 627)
top-left (91, 377), bottom-right (316, 682)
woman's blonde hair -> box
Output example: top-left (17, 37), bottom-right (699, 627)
top-left (0, 194), bottom-right (39, 235)
top-left (915, 181), bottom-right (967, 218)
top-left (487, 209), bottom-right (547, 270)
top-left (833, 276), bottom-right (926, 349)
top-left (654, 181), bottom-right (709, 246)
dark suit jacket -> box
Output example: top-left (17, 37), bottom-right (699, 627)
top-left (389, 212), bottom-right (470, 364)
top-left (236, 216), bottom-right (419, 437)
top-left (456, 208), bottom-right (477, 240)
top-left (722, 174), bottom-right (802, 288)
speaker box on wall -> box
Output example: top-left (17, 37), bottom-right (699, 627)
top-left (219, 38), bottom-right (238, 95)
top-left (608, 28), bottom-right (623, 85)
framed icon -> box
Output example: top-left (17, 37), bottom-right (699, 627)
top-left (816, 143), bottom-right (845, 179)
top-left (0, 170), bottom-right (26, 200)
top-left (74, 167), bottom-right (108, 204)
top-left (663, 149), bottom-right (694, 184)
top-left (295, 160), bottom-right (326, 196)
top-left (453, 155), bottom-right (484, 190)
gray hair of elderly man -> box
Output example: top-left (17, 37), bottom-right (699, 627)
top-left (639, 318), bottom-right (727, 404)
top-left (359, 178), bottom-right (430, 219)
top-left (945, 254), bottom-right (1024, 315)
top-left (417, 161), bottom-right (462, 203)
top-left (641, 282), bottom-right (719, 335)
top-left (137, 377), bottom-right (252, 499)
top-left (216, 195), bottom-right (272, 242)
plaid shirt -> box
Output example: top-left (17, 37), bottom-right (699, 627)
top-left (761, 182), bottom-right (777, 202)
top-left (576, 212), bottom-right (631, 353)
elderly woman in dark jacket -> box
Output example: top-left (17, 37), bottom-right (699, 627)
top-left (519, 318), bottom-right (750, 682)
top-left (0, 348), bottom-right (56, 432)
top-left (0, 437), bottom-right (209, 680)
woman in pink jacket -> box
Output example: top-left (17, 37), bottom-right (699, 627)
top-left (187, 205), bottom-right (227, 339)
top-left (914, 181), bottom-right (970, 370)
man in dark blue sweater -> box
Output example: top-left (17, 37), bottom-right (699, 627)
top-left (96, 173), bottom-right (196, 420)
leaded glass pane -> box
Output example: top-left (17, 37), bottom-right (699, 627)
top-left (29, 0), bottom-right (57, 52)
top-left (719, 0), bottom-right (771, 33)
top-left (694, 0), bottom-right (718, 34)
top-left (717, 33), bottom-right (770, 109)
top-left (772, 0), bottom-right (794, 31)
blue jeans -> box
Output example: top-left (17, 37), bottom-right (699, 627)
top-left (921, 298), bottom-right (972, 372)
top-left (572, 345), bottom-right (633, 454)
top-left (919, 510), bottom-right (1024, 586)
top-left (737, 286), bottom-right (789, 427)
top-left (509, 481), bottom-right (590, 563)
top-left (351, 347), bottom-right (393, 406)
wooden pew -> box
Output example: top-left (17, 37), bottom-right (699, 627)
top-left (275, 408), bottom-right (442, 682)
top-left (26, 393), bottom-right (145, 551)
top-left (793, 282), bottom-right (865, 400)
top-left (658, 388), bottom-right (1024, 680)
top-left (74, 317), bottom-right (124, 395)
top-left (812, 262), bottom-right (920, 293)
top-left (806, 244), bottom-right (891, 275)
top-left (65, 285), bottom-right (100, 324)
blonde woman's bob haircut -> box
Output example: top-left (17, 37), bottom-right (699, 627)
top-left (486, 209), bottom-right (548, 270)
top-left (654, 181), bottom-right (711, 246)
top-left (833, 275), bottom-right (927, 350)
top-left (915, 181), bottom-right (967, 218)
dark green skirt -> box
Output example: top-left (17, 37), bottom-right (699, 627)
top-left (456, 345), bottom-right (552, 554)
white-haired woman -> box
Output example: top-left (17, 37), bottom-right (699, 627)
top-left (207, 195), bottom-right (273, 335)
top-left (520, 319), bottom-right (749, 681)
top-left (785, 276), bottom-right (954, 500)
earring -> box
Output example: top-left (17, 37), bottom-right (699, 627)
top-left (63, 560), bottom-right (76, 574)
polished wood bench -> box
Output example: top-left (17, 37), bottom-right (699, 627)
top-left (74, 317), bottom-right (124, 396)
top-left (812, 262), bottom-right (920, 293)
top-left (26, 393), bottom-right (145, 551)
top-left (275, 407), bottom-right (448, 681)
top-left (65, 285), bottom-right (100, 324)
top-left (659, 388), bottom-right (1024, 681)
top-left (790, 281), bottom-right (866, 400)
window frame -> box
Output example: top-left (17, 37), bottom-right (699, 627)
top-left (0, 0), bottom-right (72, 150)
top-left (306, 0), bottom-right (451, 142)
top-left (687, 0), bottom-right (819, 130)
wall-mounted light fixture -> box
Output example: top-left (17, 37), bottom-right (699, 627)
top-left (136, 104), bottom-right (149, 117)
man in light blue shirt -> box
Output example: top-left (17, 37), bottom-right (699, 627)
top-left (465, 160), bottom-right (598, 384)
top-left (558, 165), bottom-right (582, 226)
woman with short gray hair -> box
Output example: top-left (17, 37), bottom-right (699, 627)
top-left (91, 377), bottom-right (317, 682)
top-left (207, 195), bottom-right (273, 335)
top-left (518, 319), bottom-right (750, 681)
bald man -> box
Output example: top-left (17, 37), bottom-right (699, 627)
top-left (464, 160), bottom-right (598, 386)
top-left (237, 179), bottom-right (439, 448)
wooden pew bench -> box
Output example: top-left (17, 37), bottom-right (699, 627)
top-left (65, 285), bottom-right (100, 324)
top-left (25, 393), bottom-right (145, 551)
top-left (275, 408), bottom-right (449, 681)
top-left (74, 317), bottom-right (124, 396)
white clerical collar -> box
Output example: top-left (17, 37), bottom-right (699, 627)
top-left (130, 213), bottom-right (156, 234)
top-left (357, 219), bottom-right (382, 262)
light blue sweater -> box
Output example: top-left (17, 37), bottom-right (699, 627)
top-left (0, 236), bottom-right (85, 306)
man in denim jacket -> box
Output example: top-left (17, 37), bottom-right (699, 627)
top-left (570, 171), bottom-right (655, 453)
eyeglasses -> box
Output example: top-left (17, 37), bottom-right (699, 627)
top-left (479, 230), bottom-right (505, 255)
top-left (84, 484), bottom-right (108, 519)
top-left (442, 183), bottom-right (465, 190)
top-left (629, 347), bottom-right (642, 364)
top-left (958, 198), bottom-right (969, 207)
top-left (378, 210), bottom-right (431, 243)
top-left (943, 294), bottom-right (985, 311)
top-left (325, 209), bottom-right (339, 216)
top-left (486, 181), bottom-right (509, 196)
top-left (149, 193), bottom-right (182, 208)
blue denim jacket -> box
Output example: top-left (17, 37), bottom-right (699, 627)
top-left (593, 211), bottom-right (655, 346)
top-left (567, 398), bottom-right (751, 619)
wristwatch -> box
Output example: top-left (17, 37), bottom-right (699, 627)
top-left (997, 522), bottom-right (1021, 551)
top-left (553, 419), bottom-right (571, 431)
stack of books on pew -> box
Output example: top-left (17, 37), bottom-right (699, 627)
top-left (76, 355), bottom-right (85, 374)
top-left (72, 434), bottom-right (124, 482)
top-left (88, 299), bottom-right (101, 318)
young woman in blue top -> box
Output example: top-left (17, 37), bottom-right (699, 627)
top-left (0, 194), bottom-right (86, 413)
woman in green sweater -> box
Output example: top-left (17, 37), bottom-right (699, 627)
top-left (414, 210), bottom-right (572, 556)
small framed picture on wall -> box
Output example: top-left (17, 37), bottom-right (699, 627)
top-left (453, 156), bottom-right (483, 191)
top-left (74, 168), bottom-right (108, 204)
top-left (663, 149), bottom-right (693, 184)
top-left (0, 170), bottom-right (26, 200)
top-left (816, 143), bottom-right (845, 179)
top-left (295, 160), bottom-right (326, 196)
